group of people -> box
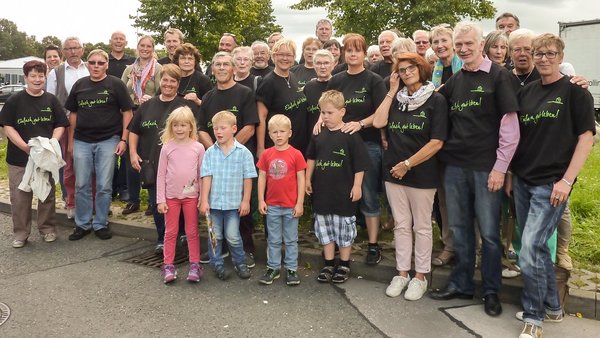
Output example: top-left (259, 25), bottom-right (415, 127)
top-left (1, 12), bottom-right (596, 338)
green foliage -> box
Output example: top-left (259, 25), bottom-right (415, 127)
top-left (0, 19), bottom-right (37, 59)
top-left (291, 0), bottom-right (496, 44)
top-left (132, 0), bottom-right (282, 62)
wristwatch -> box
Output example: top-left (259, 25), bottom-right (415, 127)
top-left (359, 120), bottom-right (365, 129)
top-left (403, 159), bottom-right (411, 170)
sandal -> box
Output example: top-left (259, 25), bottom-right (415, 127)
top-left (432, 250), bottom-right (454, 266)
top-left (317, 266), bottom-right (334, 283)
top-left (332, 266), bottom-right (350, 283)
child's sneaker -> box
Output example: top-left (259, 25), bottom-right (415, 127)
top-left (187, 263), bottom-right (203, 283)
top-left (366, 245), bottom-right (382, 265)
top-left (317, 266), bottom-right (334, 283)
top-left (259, 268), bottom-right (280, 285)
top-left (215, 265), bottom-right (230, 281)
top-left (519, 322), bottom-right (543, 338)
top-left (286, 269), bottom-right (300, 286)
top-left (332, 266), bottom-right (350, 283)
top-left (162, 264), bottom-right (177, 284)
top-left (404, 277), bottom-right (428, 301)
top-left (385, 275), bottom-right (410, 297)
top-left (235, 264), bottom-right (251, 279)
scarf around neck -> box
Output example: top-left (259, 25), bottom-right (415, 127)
top-left (131, 57), bottom-right (156, 101)
top-left (431, 54), bottom-right (462, 88)
top-left (396, 81), bottom-right (436, 111)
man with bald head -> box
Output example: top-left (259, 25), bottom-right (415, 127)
top-left (206, 33), bottom-right (239, 78)
top-left (369, 30), bottom-right (398, 78)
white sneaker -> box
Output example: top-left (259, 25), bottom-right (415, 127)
top-left (43, 233), bottom-right (57, 243)
top-left (404, 277), bottom-right (428, 301)
top-left (385, 275), bottom-right (410, 297)
top-left (67, 208), bottom-right (75, 220)
top-left (12, 239), bottom-right (26, 248)
top-left (519, 322), bottom-right (543, 338)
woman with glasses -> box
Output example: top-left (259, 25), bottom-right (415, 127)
top-left (233, 46), bottom-right (258, 91)
top-left (173, 43), bottom-right (212, 106)
top-left (373, 53), bottom-right (447, 300)
top-left (256, 38), bottom-right (308, 156)
top-left (304, 49), bottom-right (335, 136)
top-left (510, 33), bottom-right (595, 338)
top-left (291, 37), bottom-right (322, 88)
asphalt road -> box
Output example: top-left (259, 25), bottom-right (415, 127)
top-left (0, 212), bottom-right (598, 337)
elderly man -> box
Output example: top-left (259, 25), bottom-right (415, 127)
top-left (316, 19), bottom-right (333, 43)
top-left (429, 22), bottom-right (520, 318)
top-left (158, 28), bottom-right (184, 65)
top-left (413, 30), bottom-right (431, 58)
top-left (46, 36), bottom-right (89, 220)
top-left (65, 49), bottom-right (134, 241)
top-left (369, 30), bottom-right (398, 78)
top-left (198, 51), bottom-right (259, 267)
top-left (250, 41), bottom-right (273, 77)
top-left (496, 12), bottom-right (520, 35)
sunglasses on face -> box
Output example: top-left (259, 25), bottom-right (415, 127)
top-left (88, 61), bottom-right (107, 66)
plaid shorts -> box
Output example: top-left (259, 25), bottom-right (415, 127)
top-left (314, 214), bottom-right (357, 247)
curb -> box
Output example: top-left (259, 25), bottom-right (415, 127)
top-left (1, 200), bottom-right (597, 320)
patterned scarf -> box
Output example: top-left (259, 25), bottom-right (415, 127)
top-left (431, 54), bottom-right (462, 88)
top-left (396, 81), bottom-right (436, 111)
top-left (131, 57), bottom-right (156, 101)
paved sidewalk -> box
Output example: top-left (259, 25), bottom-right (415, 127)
top-left (0, 179), bottom-right (597, 320)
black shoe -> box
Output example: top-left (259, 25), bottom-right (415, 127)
top-left (68, 227), bottom-right (91, 241)
top-left (118, 189), bottom-right (130, 202)
top-left (95, 227), bottom-right (113, 240)
top-left (483, 294), bottom-right (502, 316)
top-left (122, 202), bottom-right (140, 215)
top-left (366, 245), bottom-right (382, 265)
top-left (144, 205), bottom-right (153, 216)
top-left (429, 286), bottom-right (474, 300)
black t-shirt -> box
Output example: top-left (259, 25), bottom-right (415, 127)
top-left (107, 54), bottom-right (135, 78)
top-left (303, 79), bottom-right (329, 137)
top-left (0, 91), bottom-right (70, 166)
top-left (290, 65), bottom-right (317, 88)
top-left (383, 92), bottom-right (448, 189)
top-left (512, 76), bottom-right (596, 185)
top-left (235, 74), bottom-right (261, 93)
top-left (441, 66), bottom-right (454, 85)
top-left (178, 70), bottom-right (213, 98)
top-left (306, 128), bottom-right (370, 216)
top-left (128, 96), bottom-right (195, 164)
top-left (157, 56), bottom-right (172, 65)
top-left (332, 62), bottom-right (348, 75)
top-left (198, 83), bottom-right (259, 153)
top-left (256, 71), bottom-right (308, 152)
top-left (251, 66), bottom-right (273, 77)
top-left (509, 68), bottom-right (540, 94)
top-left (64, 75), bottom-right (134, 143)
top-left (327, 69), bottom-right (386, 144)
top-left (438, 63), bottom-right (519, 171)
top-left (369, 60), bottom-right (393, 79)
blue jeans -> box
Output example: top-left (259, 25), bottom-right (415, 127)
top-left (208, 209), bottom-right (245, 268)
top-left (73, 136), bottom-right (118, 230)
top-left (360, 141), bottom-right (382, 217)
top-left (444, 165), bottom-right (502, 296)
top-left (513, 177), bottom-right (564, 326)
top-left (266, 206), bottom-right (299, 271)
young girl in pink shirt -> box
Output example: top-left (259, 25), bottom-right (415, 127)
top-left (157, 106), bottom-right (205, 284)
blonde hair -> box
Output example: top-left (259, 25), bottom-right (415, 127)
top-left (268, 114), bottom-right (292, 130)
top-left (212, 110), bottom-right (237, 127)
top-left (272, 38), bottom-right (297, 57)
top-left (160, 106), bottom-right (198, 144)
top-left (318, 90), bottom-right (345, 110)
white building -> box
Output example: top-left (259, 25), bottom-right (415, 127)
top-left (0, 56), bottom-right (44, 85)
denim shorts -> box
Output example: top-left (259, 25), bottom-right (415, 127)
top-left (314, 214), bottom-right (357, 247)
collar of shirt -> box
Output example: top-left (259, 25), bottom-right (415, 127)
top-left (65, 61), bottom-right (87, 71)
top-left (214, 139), bottom-right (243, 153)
top-left (462, 56), bottom-right (492, 73)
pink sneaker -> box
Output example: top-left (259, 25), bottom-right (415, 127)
top-left (162, 264), bottom-right (177, 284)
top-left (187, 263), bottom-right (203, 283)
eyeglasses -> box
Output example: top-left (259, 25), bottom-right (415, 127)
top-left (315, 61), bottom-right (332, 67)
top-left (398, 64), bottom-right (417, 75)
top-left (64, 47), bottom-right (82, 52)
top-left (213, 62), bottom-right (232, 68)
top-left (512, 47), bottom-right (532, 55)
top-left (88, 60), bottom-right (107, 66)
top-left (533, 51), bottom-right (559, 59)
top-left (235, 57), bottom-right (251, 63)
top-left (415, 41), bottom-right (429, 45)
top-left (275, 53), bottom-right (294, 59)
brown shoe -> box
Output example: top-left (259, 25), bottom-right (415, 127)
top-left (122, 202), bottom-right (140, 215)
top-left (432, 250), bottom-right (454, 266)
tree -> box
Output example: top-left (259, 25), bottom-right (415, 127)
top-left (0, 19), bottom-right (30, 59)
top-left (132, 0), bottom-right (282, 63)
top-left (291, 0), bottom-right (496, 44)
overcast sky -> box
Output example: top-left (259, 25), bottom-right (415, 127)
top-left (2, 0), bottom-right (599, 52)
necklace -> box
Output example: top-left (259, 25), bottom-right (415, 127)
top-left (283, 75), bottom-right (291, 88)
top-left (514, 69), bottom-right (533, 86)
top-left (179, 73), bottom-right (193, 95)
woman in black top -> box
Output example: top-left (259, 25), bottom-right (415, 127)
top-left (173, 43), bottom-right (213, 107)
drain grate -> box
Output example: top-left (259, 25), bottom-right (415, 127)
top-left (0, 302), bottom-right (10, 327)
top-left (123, 249), bottom-right (189, 268)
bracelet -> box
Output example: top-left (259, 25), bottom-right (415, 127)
top-left (120, 139), bottom-right (127, 143)
top-left (561, 178), bottom-right (572, 187)
top-left (385, 93), bottom-right (394, 99)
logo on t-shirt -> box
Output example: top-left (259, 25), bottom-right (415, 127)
top-left (547, 97), bottom-right (564, 105)
top-left (268, 159), bottom-right (288, 180)
top-left (332, 148), bottom-right (346, 157)
top-left (98, 90), bottom-right (109, 95)
top-left (41, 106), bottom-right (52, 113)
top-left (141, 120), bottom-right (158, 128)
top-left (355, 87), bottom-right (367, 94)
top-left (229, 106), bottom-right (239, 113)
top-left (470, 86), bottom-right (485, 93)
top-left (412, 111), bottom-right (427, 119)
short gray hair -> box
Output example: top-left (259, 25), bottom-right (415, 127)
top-left (453, 22), bottom-right (483, 44)
top-left (313, 49), bottom-right (334, 63)
top-left (508, 28), bottom-right (536, 49)
top-left (212, 51), bottom-right (233, 64)
top-left (63, 36), bottom-right (82, 48)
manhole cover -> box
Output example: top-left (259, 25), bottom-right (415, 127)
top-left (0, 302), bottom-right (10, 326)
top-left (123, 248), bottom-right (190, 268)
